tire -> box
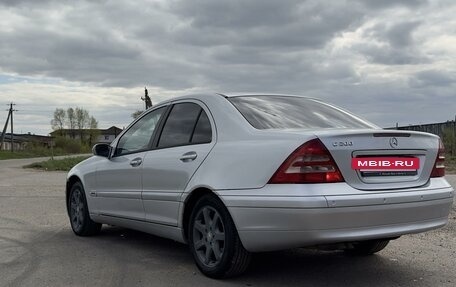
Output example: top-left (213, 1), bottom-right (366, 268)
top-left (345, 239), bottom-right (390, 256)
top-left (188, 194), bottom-right (251, 278)
top-left (68, 182), bottom-right (101, 236)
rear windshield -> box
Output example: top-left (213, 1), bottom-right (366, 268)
top-left (229, 96), bottom-right (377, 130)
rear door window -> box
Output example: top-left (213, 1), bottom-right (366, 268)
top-left (158, 103), bottom-right (203, 148)
top-left (191, 110), bottom-right (212, 144)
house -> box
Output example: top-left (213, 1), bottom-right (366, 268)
top-left (0, 133), bottom-right (54, 151)
top-left (50, 126), bottom-right (123, 144)
top-left (96, 126), bottom-right (124, 143)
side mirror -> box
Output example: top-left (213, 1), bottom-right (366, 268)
top-left (92, 143), bottom-right (111, 158)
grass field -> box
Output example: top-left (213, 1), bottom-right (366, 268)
top-left (0, 149), bottom-right (70, 160)
top-left (23, 156), bottom-right (90, 171)
top-left (1, 138), bottom-right (91, 160)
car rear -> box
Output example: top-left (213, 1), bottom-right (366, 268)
top-left (216, 95), bottom-right (454, 252)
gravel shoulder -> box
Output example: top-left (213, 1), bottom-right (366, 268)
top-left (0, 158), bottom-right (455, 287)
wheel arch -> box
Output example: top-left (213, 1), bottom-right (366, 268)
top-left (181, 187), bottom-right (235, 243)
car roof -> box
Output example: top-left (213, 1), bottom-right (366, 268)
top-left (153, 93), bottom-right (317, 107)
top-left (218, 93), bottom-right (313, 99)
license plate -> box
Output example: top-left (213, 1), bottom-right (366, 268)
top-left (351, 157), bottom-right (419, 170)
top-left (360, 171), bottom-right (418, 177)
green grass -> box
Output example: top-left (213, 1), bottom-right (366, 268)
top-left (1, 139), bottom-right (92, 160)
top-left (0, 149), bottom-right (69, 160)
top-left (23, 156), bottom-right (90, 171)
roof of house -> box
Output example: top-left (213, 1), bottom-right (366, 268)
top-left (0, 133), bottom-right (52, 143)
top-left (100, 126), bottom-right (123, 135)
top-left (50, 126), bottom-right (123, 135)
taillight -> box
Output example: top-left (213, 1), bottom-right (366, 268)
top-left (268, 138), bottom-right (344, 184)
top-left (430, 139), bottom-right (445, 177)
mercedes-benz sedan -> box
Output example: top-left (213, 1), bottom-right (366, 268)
top-left (66, 94), bottom-right (454, 278)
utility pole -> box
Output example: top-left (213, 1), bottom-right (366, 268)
top-left (1, 108), bottom-right (11, 150)
top-left (453, 114), bottom-right (456, 156)
top-left (1, 103), bottom-right (17, 152)
top-left (10, 103), bottom-right (14, 152)
top-left (141, 87), bottom-right (153, 110)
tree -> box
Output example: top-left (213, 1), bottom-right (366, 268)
top-left (67, 108), bottom-right (76, 139)
top-left (131, 110), bottom-right (143, 119)
top-left (51, 107), bottom-right (98, 145)
top-left (442, 127), bottom-right (455, 156)
top-left (75, 107), bottom-right (90, 129)
top-left (51, 108), bottom-right (66, 135)
top-left (75, 107), bottom-right (90, 142)
top-left (88, 116), bottom-right (99, 146)
top-left (89, 116), bottom-right (98, 129)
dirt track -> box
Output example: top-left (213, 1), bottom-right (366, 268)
top-left (0, 157), bottom-right (455, 286)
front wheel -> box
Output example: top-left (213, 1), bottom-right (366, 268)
top-left (188, 194), bottom-right (251, 278)
top-left (69, 182), bottom-right (101, 236)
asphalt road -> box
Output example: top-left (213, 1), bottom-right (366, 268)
top-left (0, 156), bottom-right (455, 287)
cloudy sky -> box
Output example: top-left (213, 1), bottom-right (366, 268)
top-left (0, 0), bottom-right (455, 135)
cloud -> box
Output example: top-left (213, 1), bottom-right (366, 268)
top-left (384, 21), bottom-right (422, 47)
top-left (410, 70), bottom-right (456, 88)
top-left (361, 0), bottom-right (427, 9)
top-left (0, 0), bottom-right (455, 135)
top-left (171, 0), bottom-right (364, 49)
top-left (352, 20), bottom-right (428, 65)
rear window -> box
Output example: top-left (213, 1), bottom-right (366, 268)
top-left (229, 96), bottom-right (377, 130)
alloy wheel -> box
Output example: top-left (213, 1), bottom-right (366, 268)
top-left (192, 206), bottom-right (225, 267)
top-left (70, 188), bottom-right (85, 231)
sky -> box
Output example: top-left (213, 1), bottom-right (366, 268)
top-left (0, 0), bottom-right (455, 135)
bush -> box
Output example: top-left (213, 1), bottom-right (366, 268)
top-left (54, 136), bottom-right (91, 154)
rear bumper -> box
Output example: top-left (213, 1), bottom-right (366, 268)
top-left (217, 178), bottom-right (454, 252)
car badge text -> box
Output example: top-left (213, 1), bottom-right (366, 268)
top-left (332, 141), bottom-right (353, 147)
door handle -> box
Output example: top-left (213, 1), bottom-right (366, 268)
top-left (180, 151), bottom-right (197, 162)
top-left (130, 157), bottom-right (143, 167)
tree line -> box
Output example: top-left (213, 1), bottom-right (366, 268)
top-left (51, 107), bottom-right (98, 144)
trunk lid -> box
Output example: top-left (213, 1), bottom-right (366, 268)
top-left (315, 129), bottom-right (440, 190)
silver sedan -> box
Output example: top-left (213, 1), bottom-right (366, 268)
top-left (66, 94), bottom-right (454, 278)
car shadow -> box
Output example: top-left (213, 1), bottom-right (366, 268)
top-left (81, 226), bottom-right (433, 286)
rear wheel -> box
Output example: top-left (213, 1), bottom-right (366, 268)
top-left (188, 194), bottom-right (251, 278)
top-left (345, 239), bottom-right (390, 256)
top-left (69, 182), bottom-right (101, 236)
